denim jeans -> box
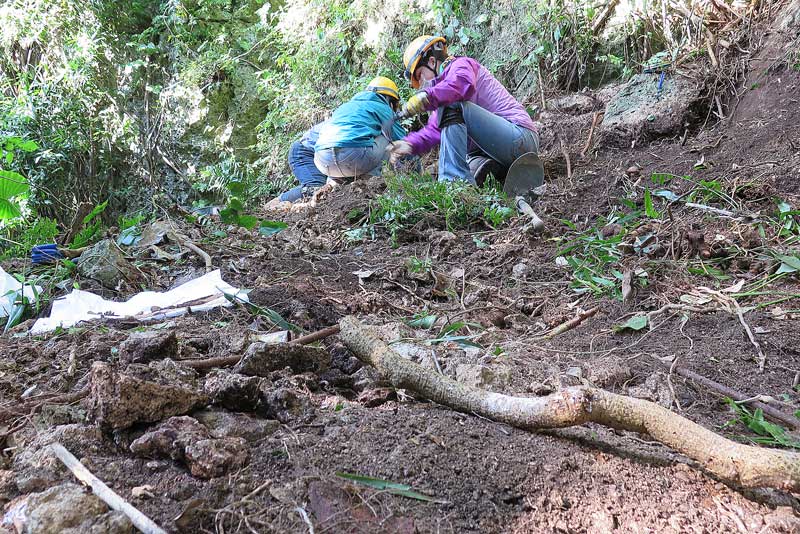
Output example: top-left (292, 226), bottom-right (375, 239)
top-left (438, 102), bottom-right (539, 184)
top-left (314, 136), bottom-right (388, 180)
top-left (280, 141), bottom-right (329, 202)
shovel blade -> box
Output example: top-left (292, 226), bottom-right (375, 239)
top-left (503, 152), bottom-right (544, 198)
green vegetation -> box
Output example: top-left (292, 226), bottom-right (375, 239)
top-left (724, 398), bottom-right (800, 450)
top-left (369, 173), bottom-right (514, 243)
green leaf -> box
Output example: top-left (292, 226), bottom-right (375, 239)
top-left (228, 197), bottom-right (244, 212)
top-left (0, 170), bottom-right (29, 199)
top-left (0, 198), bottom-right (21, 219)
top-left (82, 200), bottom-right (108, 225)
top-left (644, 190), bottom-right (660, 218)
top-left (237, 215), bottom-right (259, 230)
top-left (335, 472), bottom-right (445, 503)
top-left (227, 181), bottom-right (247, 196)
top-left (614, 315), bottom-right (648, 332)
top-left (776, 254), bottom-right (800, 274)
top-left (259, 220), bottom-right (288, 236)
top-left (407, 313), bottom-right (437, 329)
top-left (219, 207), bottom-right (238, 225)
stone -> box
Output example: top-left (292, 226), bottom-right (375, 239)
top-left (88, 362), bottom-right (208, 430)
top-left (455, 364), bottom-right (512, 391)
top-left (61, 511), bottom-right (133, 534)
top-left (511, 262), bottom-right (529, 279)
top-left (119, 330), bottom-right (178, 365)
top-left (600, 73), bottom-right (704, 147)
top-left (356, 387), bottom-right (396, 408)
top-left (628, 371), bottom-right (674, 408)
top-left (260, 388), bottom-right (311, 423)
top-left (0, 470), bottom-right (15, 503)
top-left (351, 366), bottom-right (384, 392)
top-left (233, 342), bottom-right (330, 376)
top-left (204, 369), bottom-right (264, 411)
top-left (184, 438), bottom-right (248, 479)
top-left (77, 239), bottom-right (143, 289)
top-left (25, 483), bottom-right (109, 533)
top-left (584, 356), bottom-right (632, 388)
top-left (12, 424), bottom-right (109, 493)
top-left (549, 93), bottom-right (599, 115)
top-left (129, 416), bottom-right (248, 479)
top-left (192, 409), bottom-right (280, 441)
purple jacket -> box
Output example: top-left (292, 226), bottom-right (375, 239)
top-left (404, 57), bottom-right (537, 155)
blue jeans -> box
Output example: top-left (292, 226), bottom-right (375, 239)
top-left (280, 141), bottom-right (328, 202)
top-left (438, 102), bottom-right (539, 184)
top-left (314, 136), bottom-right (388, 180)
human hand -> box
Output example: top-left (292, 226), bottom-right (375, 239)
top-left (403, 91), bottom-right (429, 116)
top-left (265, 197), bottom-right (293, 212)
top-left (388, 141), bottom-right (413, 165)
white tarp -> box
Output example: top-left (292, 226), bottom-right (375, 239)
top-left (31, 269), bottom-right (245, 334)
top-left (0, 266), bottom-right (42, 318)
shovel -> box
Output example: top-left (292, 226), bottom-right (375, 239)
top-left (380, 111), bottom-right (406, 144)
top-left (503, 152), bottom-right (546, 233)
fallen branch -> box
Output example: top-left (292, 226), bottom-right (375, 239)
top-left (656, 360), bottom-right (800, 429)
top-left (166, 229), bottom-right (212, 272)
top-left (182, 324), bottom-right (340, 370)
top-left (537, 307), bottom-right (599, 340)
top-left (51, 443), bottom-right (167, 534)
top-left (560, 140), bottom-right (572, 180)
top-left (339, 316), bottom-right (800, 493)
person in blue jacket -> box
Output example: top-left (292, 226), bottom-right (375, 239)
top-left (266, 76), bottom-right (405, 210)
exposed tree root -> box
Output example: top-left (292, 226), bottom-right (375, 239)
top-left (339, 316), bottom-right (800, 493)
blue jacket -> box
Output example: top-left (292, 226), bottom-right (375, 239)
top-left (315, 91), bottom-right (405, 151)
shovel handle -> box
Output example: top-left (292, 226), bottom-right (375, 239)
top-left (515, 197), bottom-right (545, 233)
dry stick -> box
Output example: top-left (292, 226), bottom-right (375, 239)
top-left (580, 111), bottom-right (602, 158)
top-left (560, 141), bottom-right (572, 180)
top-left (657, 361), bottom-right (800, 430)
top-left (182, 324), bottom-right (341, 370)
top-left (50, 443), bottom-right (167, 534)
top-left (537, 307), bottom-right (599, 341)
top-left (166, 229), bottom-right (212, 272)
top-left (339, 316), bottom-right (800, 493)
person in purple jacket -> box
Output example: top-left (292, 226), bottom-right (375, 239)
top-left (389, 35), bottom-right (539, 185)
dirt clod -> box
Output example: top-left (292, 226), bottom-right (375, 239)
top-left (25, 483), bottom-right (132, 534)
top-left (120, 330), bottom-right (178, 365)
top-left (233, 342), bottom-right (330, 376)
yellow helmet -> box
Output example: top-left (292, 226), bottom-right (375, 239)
top-left (402, 35), bottom-right (447, 89)
top-left (366, 76), bottom-right (400, 102)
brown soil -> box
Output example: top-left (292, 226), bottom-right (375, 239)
top-left (2, 7), bottom-right (800, 534)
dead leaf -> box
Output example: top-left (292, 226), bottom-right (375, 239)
top-left (721, 279), bottom-right (745, 293)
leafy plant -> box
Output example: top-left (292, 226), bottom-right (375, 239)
top-left (70, 200), bottom-right (109, 249)
top-left (723, 398), bottom-right (800, 449)
top-left (368, 173), bottom-right (513, 244)
top-left (219, 182), bottom-right (259, 230)
top-left (406, 256), bottom-right (432, 274)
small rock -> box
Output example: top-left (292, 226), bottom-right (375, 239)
top-left (260, 388), bottom-right (311, 423)
top-left (184, 438), bottom-right (249, 479)
top-left (62, 511), bottom-right (133, 534)
top-left (234, 342), bottom-right (330, 376)
top-left (192, 409), bottom-right (280, 441)
top-left (329, 343), bottom-right (362, 375)
top-left (376, 322), bottom-right (415, 343)
top-left (204, 369), bottom-right (264, 411)
top-left (351, 366), bottom-right (384, 392)
top-left (119, 330), bottom-right (178, 365)
top-left (25, 483), bottom-right (110, 533)
top-left (131, 485), bottom-right (155, 499)
top-left (77, 239), bottom-right (143, 289)
top-left (318, 367), bottom-right (355, 389)
top-left (356, 387), bottom-right (397, 407)
top-left (130, 416), bottom-right (248, 479)
top-left (455, 364), bottom-right (512, 391)
top-left (0, 470), bottom-right (16, 503)
top-left (511, 262), bottom-right (529, 279)
top-left (88, 362), bottom-right (208, 430)
top-left (584, 356), bottom-right (632, 388)
top-left (12, 424), bottom-right (109, 493)
top-left (625, 165), bottom-right (641, 177)
top-left (628, 371), bottom-right (674, 408)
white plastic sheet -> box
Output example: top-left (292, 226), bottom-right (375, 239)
top-left (31, 269), bottom-right (245, 334)
top-left (0, 266), bottom-right (42, 318)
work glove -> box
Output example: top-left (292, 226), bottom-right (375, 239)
top-left (388, 141), bottom-right (414, 165)
top-left (403, 92), bottom-right (429, 117)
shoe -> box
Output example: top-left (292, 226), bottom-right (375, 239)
top-left (468, 156), bottom-right (507, 187)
